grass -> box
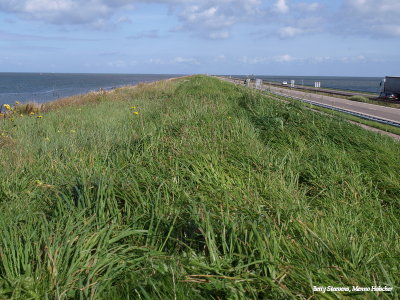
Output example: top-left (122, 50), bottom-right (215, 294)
top-left (261, 92), bottom-right (400, 136)
top-left (0, 75), bottom-right (399, 299)
top-left (348, 95), bottom-right (370, 103)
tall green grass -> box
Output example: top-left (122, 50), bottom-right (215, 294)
top-left (0, 76), bottom-right (399, 299)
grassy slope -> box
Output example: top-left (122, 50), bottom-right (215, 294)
top-left (0, 76), bottom-right (399, 299)
top-left (264, 92), bottom-right (400, 136)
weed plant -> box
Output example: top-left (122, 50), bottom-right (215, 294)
top-left (348, 95), bottom-right (371, 103)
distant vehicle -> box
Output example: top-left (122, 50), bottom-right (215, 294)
top-left (379, 76), bottom-right (400, 100)
top-left (380, 93), bottom-right (399, 101)
top-left (282, 81), bottom-right (288, 85)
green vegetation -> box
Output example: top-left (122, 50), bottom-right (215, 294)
top-left (348, 95), bottom-right (370, 103)
top-left (263, 92), bottom-right (400, 136)
top-left (0, 76), bottom-right (399, 299)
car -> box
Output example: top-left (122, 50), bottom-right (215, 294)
top-left (380, 92), bottom-right (399, 101)
top-left (282, 81), bottom-right (288, 85)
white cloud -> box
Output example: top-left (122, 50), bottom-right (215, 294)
top-left (339, 55), bottom-right (366, 63)
top-left (340, 0), bottom-right (400, 37)
top-left (274, 54), bottom-right (296, 62)
top-left (240, 54), bottom-right (370, 65)
top-left (240, 56), bottom-right (268, 64)
top-left (179, 5), bottom-right (235, 32)
top-left (278, 26), bottom-right (304, 38)
top-left (297, 2), bottom-right (321, 12)
top-left (0, 0), bottom-right (265, 37)
top-left (274, 0), bottom-right (289, 13)
top-left (107, 59), bottom-right (137, 68)
top-left (2, 0), bottom-right (398, 41)
top-left (0, 0), bottom-right (134, 26)
top-left (208, 31), bottom-right (230, 39)
top-left (147, 58), bottom-right (165, 64)
top-left (214, 54), bottom-right (226, 62)
top-left (172, 57), bottom-right (199, 64)
top-left (311, 56), bottom-right (331, 63)
top-left (240, 54), bottom-right (298, 64)
top-left (128, 29), bottom-right (161, 39)
top-left (176, 0), bottom-right (263, 39)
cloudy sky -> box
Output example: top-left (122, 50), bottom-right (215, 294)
top-left (0, 0), bottom-right (399, 76)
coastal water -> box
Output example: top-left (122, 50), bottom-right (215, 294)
top-left (232, 75), bottom-right (382, 94)
top-left (0, 73), bottom-right (180, 106)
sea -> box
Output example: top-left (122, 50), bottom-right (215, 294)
top-left (231, 75), bottom-right (383, 94)
top-left (0, 73), bottom-right (383, 107)
top-left (0, 73), bottom-right (180, 106)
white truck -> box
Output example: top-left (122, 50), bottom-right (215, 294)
top-left (379, 76), bottom-right (400, 100)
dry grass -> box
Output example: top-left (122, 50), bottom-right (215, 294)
top-left (0, 135), bottom-right (16, 148)
top-left (41, 89), bottom-right (112, 112)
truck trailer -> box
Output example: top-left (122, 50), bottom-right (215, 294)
top-left (380, 76), bottom-right (400, 100)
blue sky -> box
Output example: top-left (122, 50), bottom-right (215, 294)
top-left (0, 0), bottom-right (399, 76)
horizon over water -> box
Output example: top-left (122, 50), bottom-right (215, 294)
top-left (0, 72), bottom-right (383, 107)
top-left (0, 73), bottom-right (181, 106)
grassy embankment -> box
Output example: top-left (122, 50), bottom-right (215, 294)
top-left (0, 76), bottom-right (399, 299)
top-left (257, 89), bottom-right (400, 136)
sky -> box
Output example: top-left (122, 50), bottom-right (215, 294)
top-left (0, 0), bottom-right (399, 76)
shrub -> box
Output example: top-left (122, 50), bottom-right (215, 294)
top-left (348, 95), bottom-right (370, 103)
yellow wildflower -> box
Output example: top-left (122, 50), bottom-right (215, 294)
top-left (131, 106), bottom-right (137, 109)
top-left (20, 114), bottom-right (24, 117)
top-left (37, 116), bottom-right (43, 119)
top-left (15, 101), bottom-right (20, 105)
top-left (30, 112), bottom-right (35, 115)
top-left (133, 111), bottom-right (139, 115)
top-left (3, 104), bottom-right (11, 111)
